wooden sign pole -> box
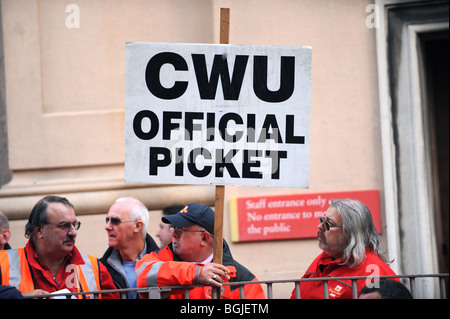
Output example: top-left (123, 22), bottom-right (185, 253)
top-left (220, 8), bottom-right (230, 45)
top-left (213, 8), bottom-right (229, 266)
top-left (212, 8), bottom-right (229, 299)
top-left (213, 185), bottom-right (225, 264)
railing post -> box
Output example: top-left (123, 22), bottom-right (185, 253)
top-left (294, 282), bottom-right (301, 299)
top-left (266, 283), bottom-right (273, 299)
top-left (323, 280), bottom-right (329, 299)
top-left (439, 277), bottom-right (447, 299)
top-left (147, 287), bottom-right (162, 299)
top-left (351, 280), bottom-right (358, 299)
top-left (409, 277), bottom-right (416, 299)
top-left (239, 285), bottom-right (245, 299)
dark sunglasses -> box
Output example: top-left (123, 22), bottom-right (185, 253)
top-left (319, 216), bottom-right (343, 231)
top-left (105, 217), bottom-right (135, 226)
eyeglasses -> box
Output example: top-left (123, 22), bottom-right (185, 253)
top-left (46, 221), bottom-right (81, 232)
top-left (319, 217), bottom-right (343, 231)
top-left (169, 226), bottom-right (207, 236)
top-left (105, 217), bottom-right (135, 226)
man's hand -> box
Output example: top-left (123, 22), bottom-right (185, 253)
top-left (199, 263), bottom-right (231, 287)
top-left (22, 289), bottom-right (51, 298)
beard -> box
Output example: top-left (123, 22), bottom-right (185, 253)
top-left (318, 231), bottom-right (348, 259)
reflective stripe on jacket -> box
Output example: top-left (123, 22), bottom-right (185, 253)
top-left (0, 248), bottom-right (34, 292)
top-left (0, 248), bottom-right (102, 298)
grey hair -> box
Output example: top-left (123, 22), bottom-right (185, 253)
top-left (115, 197), bottom-right (149, 238)
top-left (329, 198), bottom-right (386, 268)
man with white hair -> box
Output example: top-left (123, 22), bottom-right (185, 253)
top-left (100, 197), bottom-right (159, 298)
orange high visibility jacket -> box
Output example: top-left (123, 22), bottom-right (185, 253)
top-left (136, 241), bottom-right (265, 299)
top-left (0, 247), bottom-right (102, 299)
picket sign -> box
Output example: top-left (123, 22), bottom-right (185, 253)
top-left (125, 37), bottom-right (312, 187)
top-left (125, 9), bottom-right (312, 298)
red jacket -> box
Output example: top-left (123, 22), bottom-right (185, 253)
top-left (291, 249), bottom-right (398, 299)
top-left (0, 240), bottom-right (118, 299)
top-left (136, 242), bottom-right (265, 299)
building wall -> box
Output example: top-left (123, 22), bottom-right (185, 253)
top-left (1, 0), bottom-right (382, 298)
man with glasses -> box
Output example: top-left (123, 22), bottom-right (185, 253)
top-left (0, 195), bottom-right (118, 298)
top-left (100, 197), bottom-right (159, 299)
top-left (136, 203), bottom-right (265, 299)
top-left (290, 198), bottom-right (398, 299)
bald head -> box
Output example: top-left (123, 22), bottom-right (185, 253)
top-left (0, 210), bottom-right (11, 250)
top-left (111, 197), bottom-right (149, 237)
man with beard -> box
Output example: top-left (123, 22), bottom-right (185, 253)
top-left (291, 198), bottom-right (398, 299)
top-left (0, 196), bottom-right (118, 298)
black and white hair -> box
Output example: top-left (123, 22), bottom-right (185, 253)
top-left (329, 198), bottom-right (386, 268)
top-left (25, 195), bottom-right (74, 239)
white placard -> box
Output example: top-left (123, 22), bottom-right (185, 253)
top-left (125, 43), bottom-right (311, 188)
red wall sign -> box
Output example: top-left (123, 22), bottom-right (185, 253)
top-left (230, 190), bottom-right (381, 242)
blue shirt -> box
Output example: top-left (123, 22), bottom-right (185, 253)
top-left (123, 261), bottom-right (137, 299)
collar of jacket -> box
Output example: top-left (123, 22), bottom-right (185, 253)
top-left (25, 239), bottom-right (84, 271)
top-left (101, 233), bottom-right (159, 264)
top-left (100, 234), bottom-right (159, 291)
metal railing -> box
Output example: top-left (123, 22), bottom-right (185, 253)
top-left (23, 273), bottom-right (448, 299)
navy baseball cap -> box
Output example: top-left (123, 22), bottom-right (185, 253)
top-left (162, 203), bottom-right (215, 234)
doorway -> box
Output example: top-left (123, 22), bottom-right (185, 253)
top-left (422, 33), bottom-right (449, 294)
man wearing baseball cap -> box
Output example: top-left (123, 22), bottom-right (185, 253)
top-left (136, 204), bottom-right (265, 299)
